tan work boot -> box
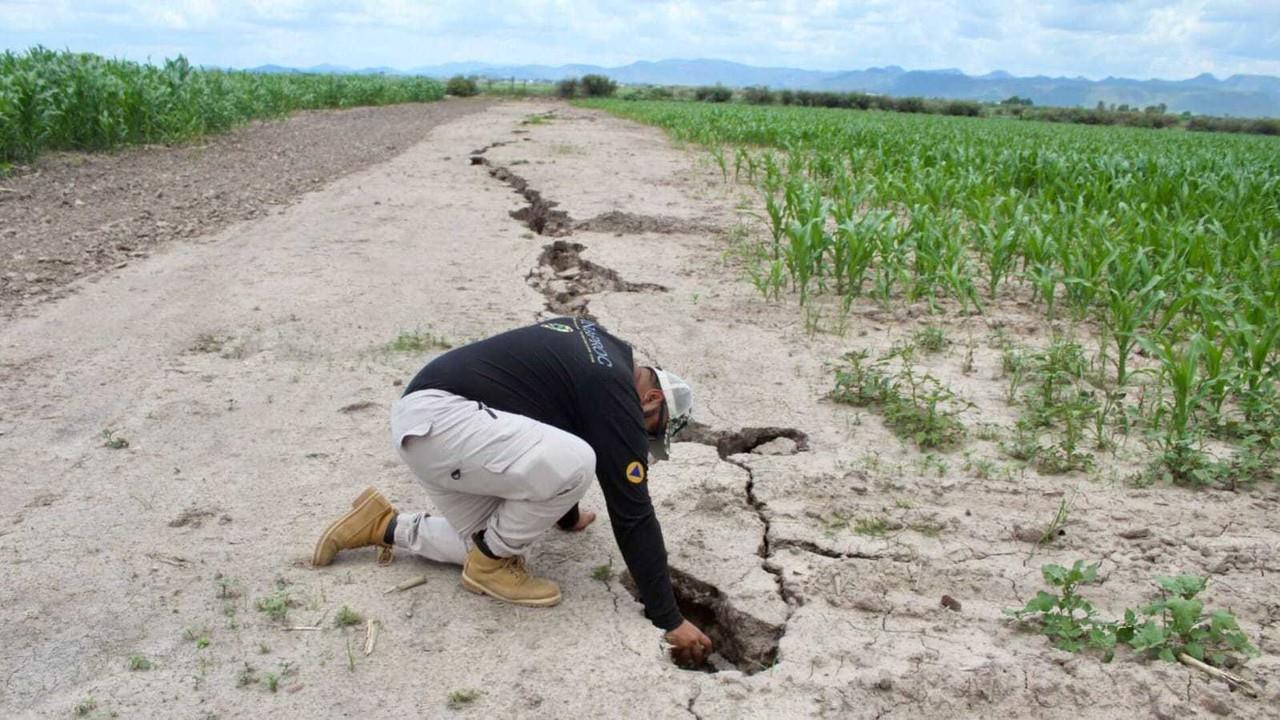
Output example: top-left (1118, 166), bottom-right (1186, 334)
top-left (312, 487), bottom-right (396, 567)
top-left (461, 546), bottom-right (562, 607)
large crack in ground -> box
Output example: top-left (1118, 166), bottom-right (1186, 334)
top-left (475, 136), bottom-right (796, 676)
top-left (528, 240), bottom-right (667, 318)
top-left (620, 424), bottom-right (812, 674)
top-left (472, 149), bottom-right (667, 318)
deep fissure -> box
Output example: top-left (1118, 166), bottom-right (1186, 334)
top-left (622, 567), bottom-right (784, 675)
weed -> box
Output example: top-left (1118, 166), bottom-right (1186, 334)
top-left (830, 350), bottom-right (967, 450)
top-left (1010, 561), bottom-right (1259, 667)
top-left (237, 662), bottom-right (259, 688)
top-left (254, 589), bottom-right (294, 622)
top-left (258, 643), bottom-right (271, 655)
top-left (384, 330), bottom-right (452, 354)
top-left (190, 332), bottom-right (232, 355)
top-left (333, 605), bottom-right (363, 628)
top-left (75, 698), bottom-right (97, 716)
top-left (912, 326), bottom-right (947, 353)
top-left (853, 517), bottom-right (888, 536)
top-left (127, 654), bottom-right (152, 671)
top-left (590, 564), bottom-right (613, 582)
top-left (447, 689), bottom-right (483, 710)
top-left (215, 575), bottom-right (241, 599)
top-left (1036, 497), bottom-right (1072, 546)
top-left (264, 673), bottom-right (280, 693)
top-left (101, 429), bottom-right (129, 450)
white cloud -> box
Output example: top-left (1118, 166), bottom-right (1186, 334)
top-left (0, 0), bottom-right (1276, 78)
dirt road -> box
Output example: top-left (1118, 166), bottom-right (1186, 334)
top-left (1, 102), bottom-right (1276, 718)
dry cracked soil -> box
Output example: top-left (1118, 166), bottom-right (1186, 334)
top-left (1, 100), bottom-right (1278, 719)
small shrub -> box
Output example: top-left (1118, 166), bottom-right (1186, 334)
top-left (555, 78), bottom-right (579, 98)
top-left (742, 85), bottom-right (775, 104)
top-left (579, 74), bottom-right (617, 98)
top-left (694, 85), bottom-right (733, 103)
top-left (127, 654), bottom-right (152, 671)
top-left (445, 75), bottom-right (479, 97)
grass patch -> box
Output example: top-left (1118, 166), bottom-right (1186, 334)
top-left (333, 604), bottom-right (364, 628)
top-left (127, 654), bottom-right (152, 671)
top-left (447, 689), bottom-right (483, 710)
top-left (384, 329), bottom-right (452, 353)
top-left (254, 589), bottom-right (295, 622)
top-left (590, 564), bottom-right (613, 582)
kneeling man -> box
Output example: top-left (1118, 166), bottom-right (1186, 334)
top-left (313, 317), bottom-right (713, 665)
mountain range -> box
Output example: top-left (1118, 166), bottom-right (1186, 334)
top-left (246, 59), bottom-right (1280, 118)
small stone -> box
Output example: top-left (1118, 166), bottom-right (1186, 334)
top-left (1119, 528), bottom-right (1151, 539)
top-left (875, 674), bottom-right (893, 691)
top-left (940, 595), bottom-right (962, 612)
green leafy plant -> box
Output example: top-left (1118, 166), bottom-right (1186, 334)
top-left (1128, 575), bottom-right (1259, 665)
top-left (1010, 561), bottom-right (1260, 668)
top-left (912, 326), bottom-right (947, 353)
top-left (127, 654), bottom-right (152, 671)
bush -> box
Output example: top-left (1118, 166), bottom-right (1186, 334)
top-left (694, 85), bottom-right (733, 103)
top-left (742, 85), bottom-right (775, 105)
top-left (942, 100), bottom-right (982, 117)
top-left (555, 78), bottom-right (579, 99)
top-left (579, 74), bottom-right (617, 98)
top-left (445, 75), bottom-right (479, 97)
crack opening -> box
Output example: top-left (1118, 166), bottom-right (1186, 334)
top-left (526, 240), bottom-right (668, 319)
top-left (678, 421), bottom-right (810, 458)
top-left (474, 153), bottom-right (668, 318)
top-left (622, 568), bottom-right (783, 675)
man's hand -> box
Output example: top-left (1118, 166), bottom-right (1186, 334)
top-left (664, 619), bottom-right (713, 668)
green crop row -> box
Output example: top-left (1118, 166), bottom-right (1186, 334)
top-left (581, 99), bottom-right (1280, 485)
top-left (0, 47), bottom-right (445, 167)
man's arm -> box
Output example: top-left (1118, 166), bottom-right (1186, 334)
top-left (580, 375), bottom-right (682, 630)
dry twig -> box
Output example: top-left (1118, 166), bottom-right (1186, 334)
top-left (384, 574), bottom-right (429, 594)
top-left (363, 619), bottom-right (379, 656)
top-left (1178, 653), bottom-right (1260, 698)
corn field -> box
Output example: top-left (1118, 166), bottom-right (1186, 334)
top-left (0, 47), bottom-right (445, 166)
top-left (583, 99), bottom-right (1280, 484)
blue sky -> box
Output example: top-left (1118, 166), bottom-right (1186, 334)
top-left (2, 1), bottom-right (1278, 80)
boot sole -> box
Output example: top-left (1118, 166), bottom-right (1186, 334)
top-left (461, 569), bottom-right (563, 607)
top-left (312, 490), bottom-right (385, 567)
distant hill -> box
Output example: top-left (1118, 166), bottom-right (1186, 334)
top-left (244, 59), bottom-right (1280, 117)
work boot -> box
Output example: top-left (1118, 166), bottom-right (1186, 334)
top-left (312, 487), bottom-right (396, 567)
top-left (461, 546), bottom-right (562, 607)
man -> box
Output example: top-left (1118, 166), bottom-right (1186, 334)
top-left (312, 316), bottom-right (714, 666)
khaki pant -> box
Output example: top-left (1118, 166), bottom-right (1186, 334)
top-left (390, 389), bottom-right (594, 561)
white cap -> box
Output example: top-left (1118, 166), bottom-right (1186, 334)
top-left (649, 368), bottom-right (693, 462)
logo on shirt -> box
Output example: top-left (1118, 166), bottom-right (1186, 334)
top-left (541, 322), bottom-right (574, 333)
top-left (625, 461), bottom-right (646, 484)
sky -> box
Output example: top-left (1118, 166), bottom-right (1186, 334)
top-left (2, 1), bottom-right (1278, 80)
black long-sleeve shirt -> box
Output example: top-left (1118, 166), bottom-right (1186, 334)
top-left (403, 317), bottom-right (682, 631)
